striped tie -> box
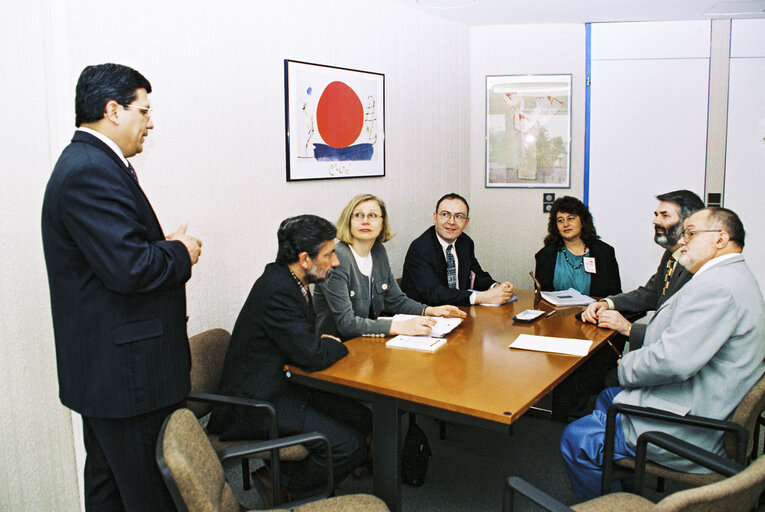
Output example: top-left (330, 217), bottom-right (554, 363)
top-left (446, 244), bottom-right (457, 289)
top-left (662, 256), bottom-right (677, 296)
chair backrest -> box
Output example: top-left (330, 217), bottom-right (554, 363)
top-left (654, 453), bottom-right (765, 511)
top-left (726, 371), bottom-right (765, 457)
top-left (156, 408), bottom-right (240, 512)
top-left (188, 328), bottom-right (231, 417)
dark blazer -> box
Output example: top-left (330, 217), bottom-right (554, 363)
top-left (534, 238), bottom-right (622, 298)
top-left (400, 226), bottom-right (496, 306)
top-left (609, 249), bottom-right (692, 349)
top-left (41, 131), bottom-right (192, 418)
top-left (208, 263), bottom-right (349, 439)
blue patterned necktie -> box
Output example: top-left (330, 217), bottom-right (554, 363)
top-left (446, 244), bottom-right (457, 289)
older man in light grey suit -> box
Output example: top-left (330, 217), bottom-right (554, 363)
top-left (560, 207), bottom-right (765, 499)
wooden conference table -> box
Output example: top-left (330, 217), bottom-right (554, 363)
top-left (284, 289), bottom-right (615, 512)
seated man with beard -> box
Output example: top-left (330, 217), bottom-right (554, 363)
top-left (208, 215), bottom-right (372, 500)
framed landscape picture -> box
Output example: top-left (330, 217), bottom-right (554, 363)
top-left (284, 60), bottom-right (385, 181)
top-left (485, 74), bottom-right (571, 188)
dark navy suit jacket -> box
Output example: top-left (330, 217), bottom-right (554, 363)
top-left (42, 130), bottom-right (192, 418)
top-left (400, 226), bottom-right (496, 306)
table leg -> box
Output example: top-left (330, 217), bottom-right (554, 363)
top-left (373, 395), bottom-right (401, 512)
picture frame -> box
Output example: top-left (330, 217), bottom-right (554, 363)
top-left (284, 60), bottom-right (385, 181)
top-left (485, 74), bottom-right (571, 188)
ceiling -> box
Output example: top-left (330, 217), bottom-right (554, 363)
top-left (381, 0), bottom-right (765, 25)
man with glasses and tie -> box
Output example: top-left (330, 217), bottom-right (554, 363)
top-left (581, 190), bottom-right (704, 351)
top-left (561, 207), bottom-right (765, 499)
top-left (42, 63), bottom-right (202, 511)
top-left (401, 192), bottom-right (514, 306)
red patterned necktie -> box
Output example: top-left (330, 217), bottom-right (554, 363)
top-left (126, 162), bottom-right (139, 184)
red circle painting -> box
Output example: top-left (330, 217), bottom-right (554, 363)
top-left (316, 81), bottom-right (363, 149)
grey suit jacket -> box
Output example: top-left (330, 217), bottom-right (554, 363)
top-left (609, 249), bottom-right (692, 349)
top-left (616, 254), bottom-right (765, 472)
top-left (314, 241), bottom-right (424, 339)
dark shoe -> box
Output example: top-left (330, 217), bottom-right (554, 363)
top-left (253, 465), bottom-right (291, 507)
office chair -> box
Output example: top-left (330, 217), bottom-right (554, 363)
top-left (156, 408), bottom-right (388, 512)
top-left (601, 372), bottom-right (765, 495)
top-left (186, 328), bottom-right (308, 501)
top-left (503, 430), bottom-right (765, 511)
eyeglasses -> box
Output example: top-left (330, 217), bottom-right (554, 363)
top-left (123, 104), bottom-right (153, 118)
top-left (681, 228), bottom-right (721, 242)
top-left (352, 212), bottom-right (381, 221)
top-left (437, 211), bottom-right (468, 223)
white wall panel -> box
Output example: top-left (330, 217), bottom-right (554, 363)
top-left (731, 19), bottom-right (765, 57)
top-left (591, 21), bottom-right (711, 60)
top-left (589, 22), bottom-right (709, 291)
top-left (724, 56), bottom-right (765, 293)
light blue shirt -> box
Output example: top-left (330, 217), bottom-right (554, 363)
top-left (553, 247), bottom-right (591, 295)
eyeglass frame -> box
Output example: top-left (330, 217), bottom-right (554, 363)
top-left (122, 104), bottom-right (153, 118)
top-left (681, 228), bottom-right (722, 242)
top-left (351, 212), bottom-right (382, 221)
top-left (436, 210), bottom-right (468, 223)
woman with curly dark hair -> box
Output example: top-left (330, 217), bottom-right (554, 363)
top-left (534, 196), bottom-right (623, 422)
top-left (534, 196), bottom-right (621, 297)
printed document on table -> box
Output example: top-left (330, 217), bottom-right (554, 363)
top-left (508, 334), bottom-right (592, 356)
top-left (386, 335), bottom-right (446, 353)
top-left (540, 288), bottom-right (595, 306)
top-left (391, 314), bottom-right (463, 338)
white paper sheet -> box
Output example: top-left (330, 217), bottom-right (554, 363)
top-left (390, 314), bottom-right (463, 337)
top-left (386, 335), bottom-right (446, 352)
top-left (508, 334), bottom-right (592, 356)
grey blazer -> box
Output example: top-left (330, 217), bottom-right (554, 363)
top-left (609, 249), bottom-right (692, 349)
top-left (616, 254), bottom-right (765, 472)
top-left (314, 241), bottom-right (425, 339)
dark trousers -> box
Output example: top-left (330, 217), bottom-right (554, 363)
top-left (275, 388), bottom-right (372, 498)
top-left (82, 402), bottom-right (182, 512)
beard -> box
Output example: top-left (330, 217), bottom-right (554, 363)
top-left (654, 220), bottom-right (683, 249)
top-left (304, 264), bottom-right (332, 284)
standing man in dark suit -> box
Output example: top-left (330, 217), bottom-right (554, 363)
top-left (42, 63), bottom-right (202, 512)
top-left (208, 215), bottom-right (372, 499)
top-left (401, 193), bottom-right (514, 306)
top-left (581, 189), bottom-right (704, 350)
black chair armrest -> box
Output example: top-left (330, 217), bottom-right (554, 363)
top-left (601, 402), bottom-right (748, 495)
top-left (503, 476), bottom-right (574, 512)
top-left (219, 432), bottom-right (333, 508)
top-left (633, 431), bottom-right (745, 495)
top-left (187, 392), bottom-right (281, 500)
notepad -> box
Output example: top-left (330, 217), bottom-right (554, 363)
top-left (386, 335), bottom-right (446, 352)
top-left (390, 314), bottom-right (463, 338)
top-left (540, 288), bottom-right (595, 306)
top-left (508, 334), bottom-right (592, 356)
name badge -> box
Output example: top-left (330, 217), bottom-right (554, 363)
top-left (583, 257), bottom-right (597, 274)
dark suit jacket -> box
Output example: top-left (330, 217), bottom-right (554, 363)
top-left (609, 249), bottom-right (692, 348)
top-left (208, 263), bottom-right (349, 439)
top-left (41, 131), bottom-right (192, 418)
top-left (400, 226), bottom-right (496, 306)
top-left (534, 238), bottom-right (622, 298)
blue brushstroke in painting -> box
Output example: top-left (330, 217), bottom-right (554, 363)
top-left (313, 143), bottom-right (374, 161)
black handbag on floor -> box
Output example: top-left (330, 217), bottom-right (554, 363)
top-left (401, 416), bottom-right (432, 487)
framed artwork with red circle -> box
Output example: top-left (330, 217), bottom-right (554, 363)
top-left (285, 60), bottom-right (385, 181)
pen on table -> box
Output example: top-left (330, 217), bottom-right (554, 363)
top-left (605, 339), bottom-right (622, 358)
top-left (545, 309), bottom-right (556, 318)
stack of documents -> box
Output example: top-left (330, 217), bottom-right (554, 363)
top-left (386, 335), bottom-right (446, 353)
top-left (390, 314), bottom-right (463, 338)
top-left (540, 288), bottom-right (595, 306)
top-left (508, 334), bottom-right (592, 356)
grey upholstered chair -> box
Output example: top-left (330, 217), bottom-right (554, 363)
top-left (601, 372), bottom-right (765, 495)
top-left (186, 328), bottom-right (308, 499)
top-left (157, 408), bottom-right (389, 512)
top-left (503, 430), bottom-right (765, 512)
